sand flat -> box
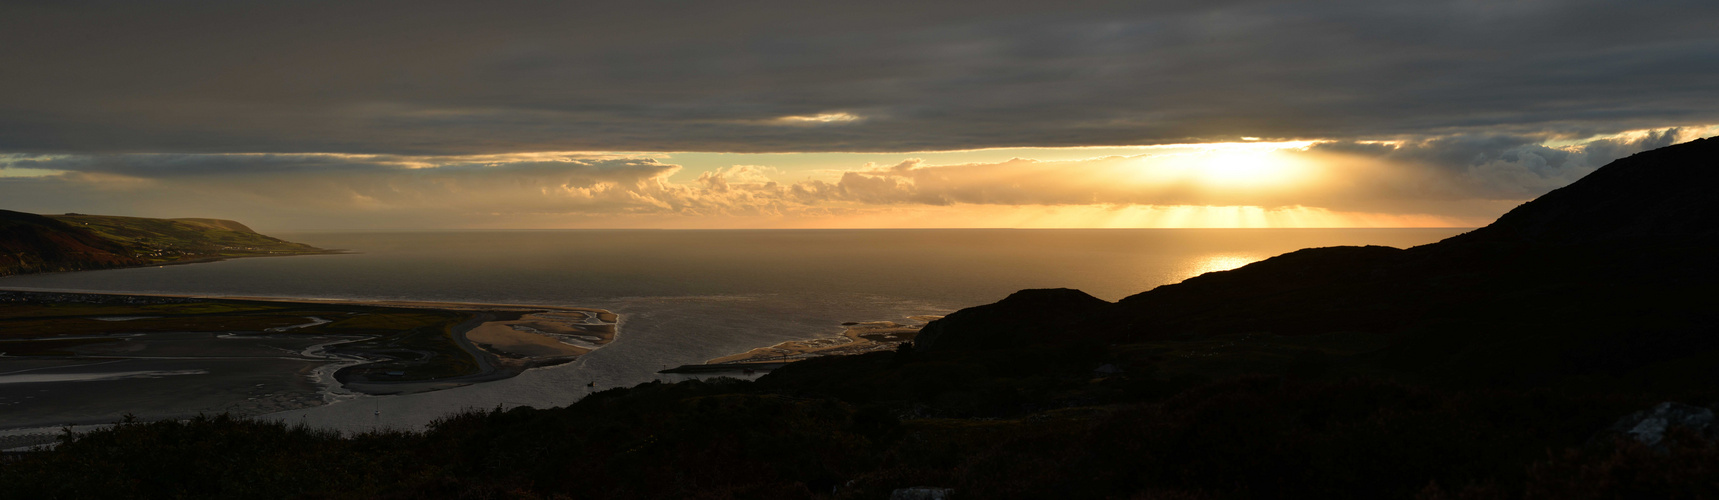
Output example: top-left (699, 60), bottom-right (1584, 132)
top-left (0, 289), bottom-right (623, 427)
top-left (468, 318), bottom-right (590, 358)
top-left (704, 317), bottom-right (940, 365)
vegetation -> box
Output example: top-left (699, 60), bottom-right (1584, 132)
top-left (0, 292), bottom-right (480, 382)
top-left (2, 363), bottom-right (1713, 499)
top-left (316, 309), bottom-right (483, 381)
top-left (0, 209), bottom-right (141, 276)
top-left (48, 213), bottom-right (324, 264)
top-left (0, 209), bottom-right (326, 276)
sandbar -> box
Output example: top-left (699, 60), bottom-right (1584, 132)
top-left (667, 315), bottom-right (941, 373)
top-left (0, 289), bottom-right (621, 428)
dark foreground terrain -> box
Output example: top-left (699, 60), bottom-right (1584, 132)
top-left (3, 139), bottom-right (1718, 499)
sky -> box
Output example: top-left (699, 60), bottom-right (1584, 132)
top-left (2, 0), bottom-right (1717, 230)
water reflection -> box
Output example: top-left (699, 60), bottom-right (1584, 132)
top-left (1182, 254), bottom-right (1260, 280)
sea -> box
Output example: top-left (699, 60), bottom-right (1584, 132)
top-left (0, 228), bottom-right (1464, 434)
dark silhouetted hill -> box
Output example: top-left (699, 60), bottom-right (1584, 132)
top-left (915, 288), bottom-right (1109, 352)
top-left (1439, 136), bottom-right (1719, 249)
top-left (929, 137), bottom-right (1719, 388)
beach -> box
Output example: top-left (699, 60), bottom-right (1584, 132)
top-left (667, 315), bottom-right (941, 373)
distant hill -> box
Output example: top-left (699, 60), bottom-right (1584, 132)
top-left (0, 211), bottom-right (326, 277)
top-left (0, 210), bottom-right (145, 276)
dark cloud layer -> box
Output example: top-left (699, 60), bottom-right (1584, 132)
top-left (3, 0), bottom-right (1717, 154)
top-left (1305, 127), bottom-right (1688, 200)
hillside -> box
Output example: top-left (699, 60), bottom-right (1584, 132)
top-left (0, 210), bottom-right (144, 276)
top-left (1033, 137), bottom-right (1719, 388)
top-left (0, 211), bottom-right (326, 276)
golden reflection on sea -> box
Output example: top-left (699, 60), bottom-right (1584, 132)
top-left (1181, 255), bottom-right (1260, 280)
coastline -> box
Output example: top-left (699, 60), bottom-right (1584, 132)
top-left (0, 285), bottom-right (601, 315)
top-left (660, 316), bottom-right (939, 374)
top-left (0, 288), bottom-right (621, 430)
top-left (0, 249), bottom-right (346, 280)
top-left (328, 311), bottom-right (608, 395)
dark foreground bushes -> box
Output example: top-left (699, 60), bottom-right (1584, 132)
top-left (0, 414), bottom-right (430, 499)
top-left (4, 373), bottom-right (1714, 499)
top-left (833, 376), bottom-right (1688, 499)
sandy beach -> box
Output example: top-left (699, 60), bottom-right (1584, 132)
top-left (683, 315), bottom-right (940, 371)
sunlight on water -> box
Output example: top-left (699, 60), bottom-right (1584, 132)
top-left (1182, 255), bottom-right (1261, 280)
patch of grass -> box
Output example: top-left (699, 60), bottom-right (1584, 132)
top-left (304, 311), bottom-right (457, 334)
top-left (314, 310), bottom-right (481, 380)
top-left (0, 295), bottom-right (484, 381)
top-left (0, 315), bottom-right (314, 338)
top-left (0, 299), bottom-right (287, 321)
top-left (0, 304), bottom-right (169, 319)
top-left (48, 214), bottom-right (325, 262)
top-left (140, 302), bottom-right (285, 315)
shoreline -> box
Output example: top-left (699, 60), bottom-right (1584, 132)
top-left (659, 316), bottom-right (940, 374)
top-left (0, 249), bottom-right (345, 280)
top-left (0, 285), bottom-right (607, 315)
top-left (0, 288), bottom-right (621, 425)
top-left (330, 314), bottom-right (504, 395)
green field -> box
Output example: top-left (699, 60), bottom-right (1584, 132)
top-left (0, 292), bottom-right (480, 381)
top-left (48, 213), bottom-right (326, 264)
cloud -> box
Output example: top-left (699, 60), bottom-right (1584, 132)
top-left (0, 153), bottom-right (697, 225)
top-left (769, 113), bottom-right (865, 126)
top-left (0, 128), bottom-right (1706, 229)
top-left (1304, 127), bottom-right (1700, 200)
top-left (1, 1), bottom-right (1716, 154)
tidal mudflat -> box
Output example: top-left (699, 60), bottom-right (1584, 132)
top-left (0, 290), bottom-right (617, 444)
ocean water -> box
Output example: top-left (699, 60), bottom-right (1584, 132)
top-left (0, 228), bottom-right (1464, 432)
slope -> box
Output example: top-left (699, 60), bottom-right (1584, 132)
top-left (0, 210), bottom-right (145, 276)
top-left (928, 137), bottom-right (1719, 389)
top-left (0, 211), bottom-right (327, 276)
top-left (45, 213), bottom-right (324, 265)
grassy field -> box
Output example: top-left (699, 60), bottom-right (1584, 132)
top-left (0, 292), bottom-right (480, 381)
top-left (309, 309), bottom-right (482, 381)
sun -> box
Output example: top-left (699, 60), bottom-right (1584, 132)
top-left (1125, 142), bottom-right (1317, 191)
top-left (1191, 149), bottom-right (1307, 188)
